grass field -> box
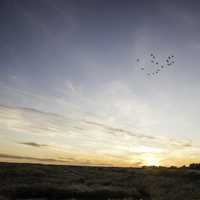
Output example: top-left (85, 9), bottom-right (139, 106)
top-left (0, 162), bottom-right (200, 200)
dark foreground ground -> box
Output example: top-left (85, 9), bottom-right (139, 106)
top-left (0, 163), bottom-right (200, 200)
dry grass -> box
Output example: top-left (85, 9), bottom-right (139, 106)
top-left (0, 163), bottom-right (200, 199)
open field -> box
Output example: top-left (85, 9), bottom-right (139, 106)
top-left (0, 162), bottom-right (200, 200)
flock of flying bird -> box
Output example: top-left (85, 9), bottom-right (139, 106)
top-left (137, 53), bottom-right (176, 76)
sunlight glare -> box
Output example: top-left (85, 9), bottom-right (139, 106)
top-left (144, 156), bottom-right (160, 166)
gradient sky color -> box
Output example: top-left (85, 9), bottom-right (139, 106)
top-left (0, 0), bottom-right (200, 167)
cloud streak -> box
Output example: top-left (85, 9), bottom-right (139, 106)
top-left (0, 153), bottom-right (70, 164)
top-left (19, 142), bottom-right (49, 148)
top-left (83, 120), bottom-right (156, 140)
top-left (0, 104), bottom-right (75, 138)
top-left (0, 153), bottom-right (131, 167)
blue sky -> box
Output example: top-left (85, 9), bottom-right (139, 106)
top-left (0, 0), bottom-right (200, 166)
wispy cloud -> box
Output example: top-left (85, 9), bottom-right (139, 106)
top-left (83, 120), bottom-right (156, 140)
top-left (0, 104), bottom-right (196, 151)
top-left (168, 139), bottom-right (193, 148)
top-left (0, 104), bottom-right (74, 138)
top-left (0, 153), bottom-right (127, 167)
top-left (83, 119), bottom-right (196, 150)
top-left (0, 153), bottom-right (71, 164)
top-left (19, 142), bottom-right (49, 148)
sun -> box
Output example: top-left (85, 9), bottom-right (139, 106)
top-left (143, 156), bottom-right (160, 166)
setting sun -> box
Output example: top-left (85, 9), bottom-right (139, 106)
top-left (143, 156), bottom-right (160, 166)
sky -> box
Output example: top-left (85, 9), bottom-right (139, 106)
top-left (0, 0), bottom-right (200, 167)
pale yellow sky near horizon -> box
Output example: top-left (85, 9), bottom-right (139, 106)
top-left (0, 81), bottom-right (200, 167)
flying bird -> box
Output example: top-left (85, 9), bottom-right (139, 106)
top-left (150, 54), bottom-right (155, 59)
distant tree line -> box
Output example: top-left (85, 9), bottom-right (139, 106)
top-left (189, 163), bottom-right (200, 170)
top-left (142, 163), bottom-right (200, 170)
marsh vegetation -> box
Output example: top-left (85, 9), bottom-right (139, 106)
top-left (0, 163), bottom-right (200, 200)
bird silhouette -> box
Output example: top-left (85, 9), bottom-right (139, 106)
top-left (150, 54), bottom-right (156, 59)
